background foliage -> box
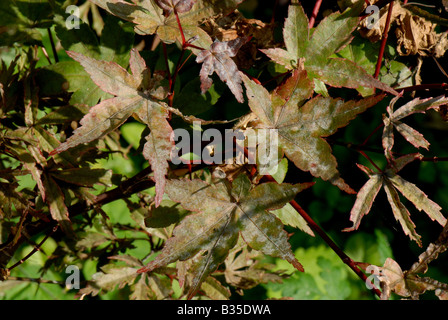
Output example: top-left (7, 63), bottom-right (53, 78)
top-left (1, 0), bottom-right (448, 300)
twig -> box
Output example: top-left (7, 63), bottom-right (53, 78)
top-left (7, 226), bottom-right (58, 272)
top-left (399, 83), bottom-right (448, 91)
top-left (47, 28), bottom-right (59, 63)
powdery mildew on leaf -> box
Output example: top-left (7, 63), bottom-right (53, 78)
top-left (382, 95), bottom-right (448, 158)
top-left (50, 49), bottom-right (172, 207)
top-left (260, 1), bottom-right (397, 95)
top-left (242, 69), bottom-right (384, 194)
top-left (137, 174), bottom-right (310, 299)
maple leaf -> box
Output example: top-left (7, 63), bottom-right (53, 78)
top-left (49, 49), bottom-right (172, 206)
top-left (382, 95), bottom-right (448, 158)
top-left (242, 69), bottom-right (385, 193)
top-left (344, 154), bottom-right (447, 245)
top-left (260, 2), bottom-right (397, 95)
top-left (137, 174), bottom-right (312, 299)
top-left (196, 37), bottom-right (248, 103)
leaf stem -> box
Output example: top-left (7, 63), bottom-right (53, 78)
top-left (308, 0), bottom-right (323, 29)
top-left (374, 1), bottom-right (394, 79)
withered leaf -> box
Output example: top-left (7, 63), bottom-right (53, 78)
top-left (196, 37), bottom-right (248, 103)
top-left (242, 69), bottom-right (384, 193)
top-left (137, 174), bottom-right (310, 299)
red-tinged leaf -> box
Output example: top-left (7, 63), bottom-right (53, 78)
top-left (394, 120), bottom-right (430, 150)
top-left (242, 71), bottom-right (384, 193)
top-left (196, 37), bottom-right (248, 103)
top-left (138, 101), bottom-right (174, 207)
top-left (137, 174), bottom-right (306, 299)
top-left (50, 95), bottom-right (143, 155)
top-left (41, 173), bottom-right (74, 236)
top-left (386, 173), bottom-right (447, 227)
top-left (343, 170), bottom-right (382, 232)
top-left (50, 49), bottom-right (167, 156)
top-left (390, 153), bottom-right (423, 173)
top-left (383, 179), bottom-right (421, 245)
top-left (382, 95), bottom-right (448, 157)
top-left (155, 0), bottom-right (196, 15)
top-left (391, 95), bottom-right (448, 121)
top-left (89, 0), bottom-right (241, 50)
top-left (66, 51), bottom-right (139, 97)
top-left (261, 2), bottom-right (396, 95)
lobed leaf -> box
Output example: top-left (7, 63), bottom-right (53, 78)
top-left (383, 179), bottom-right (421, 245)
top-left (343, 169), bottom-right (382, 232)
top-left (196, 37), bottom-right (248, 103)
top-left (242, 71), bottom-right (384, 193)
top-left (387, 173), bottom-right (447, 227)
top-left (261, 2), bottom-right (397, 95)
top-left (137, 174), bottom-right (307, 299)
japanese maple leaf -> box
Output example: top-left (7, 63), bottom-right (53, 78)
top-left (344, 154), bottom-right (447, 246)
top-left (196, 37), bottom-right (248, 103)
top-left (242, 69), bottom-right (385, 194)
top-left (137, 174), bottom-right (312, 299)
top-left (49, 49), bottom-right (173, 206)
top-left (260, 2), bottom-right (397, 95)
top-left (382, 95), bottom-right (448, 158)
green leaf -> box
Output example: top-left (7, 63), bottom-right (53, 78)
top-left (41, 173), bottom-right (73, 235)
top-left (137, 174), bottom-right (308, 299)
top-left (261, 2), bottom-right (397, 95)
top-left (50, 168), bottom-right (113, 187)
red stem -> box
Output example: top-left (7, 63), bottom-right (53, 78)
top-left (374, 1), bottom-right (394, 79)
top-left (360, 123), bottom-right (384, 147)
top-left (309, 0), bottom-right (323, 29)
top-left (399, 83), bottom-right (448, 91)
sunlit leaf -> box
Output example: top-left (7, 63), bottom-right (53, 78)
top-left (137, 174), bottom-right (309, 299)
top-left (242, 69), bottom-right (384, 193)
